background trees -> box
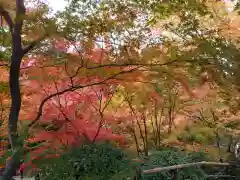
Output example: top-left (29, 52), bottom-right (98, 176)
top-left (0, 0), bottom-right (240, 179)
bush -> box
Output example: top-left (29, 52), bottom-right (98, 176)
top-left (177, 132), bottom-right (206, 143)
top-left (38, 143), bottom-right (137, 180)
top-left (190, 134), bottom-right (206, 143)
top-left (140, 148), bottom-right (208, 180)
top-left (177, 127), bottom-right (215, 144)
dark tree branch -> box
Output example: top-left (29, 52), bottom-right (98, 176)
top-left (23, 35), bottom-right (47, 54)
top-left (85, 59), bottom-right (178, 70)
top-left (0, 6), bottom-right (13, 32)
top-left (19, 59), bottom-right (177, 71)
top-left (28, 67), bottom-right (140, 128)
top-left (92, 88), bottom-right (116, 143)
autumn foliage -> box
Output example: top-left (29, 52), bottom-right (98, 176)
top-left (1, 35), bottom-right (215, 170)
top-left (0, 0), bottom-right (240, 178)
top-left (18, 39), bottom-right (131, 163)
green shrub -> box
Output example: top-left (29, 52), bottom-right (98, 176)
top-left (177, 133), bottom-right (190, 142)
top-left (141, 148), bottom-right (208, 180)
top-left (190, 134), bottom-right (206, 143)
top-left (38, 143), bottom-right (137, 180)
top-left (177, 127), bottom-right (215, 145)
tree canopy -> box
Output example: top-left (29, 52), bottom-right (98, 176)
top-left (0, 0), bottom-right (240, 179)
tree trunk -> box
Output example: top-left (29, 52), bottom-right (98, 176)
top-left (0, 1), bottom-right (25, 179)
top-left (0, 36), bottom-right (24, 180)
top-left (8, 52), bottom-right (23, 149)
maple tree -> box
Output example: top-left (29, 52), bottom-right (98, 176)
top-left (109, 69), bottom-right (215, 156)
top-left (0, 0), bottom-right (172, 178)
top-left (0, 0), bottom-right (240, 179)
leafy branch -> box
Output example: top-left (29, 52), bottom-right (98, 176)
top-left (28, 66), bottom-right (140, 128)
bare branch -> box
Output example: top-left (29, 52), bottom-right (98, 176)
top-left (92, 88), bottom-right (116, 143)
top-left (206, 175), bottom-right (236, 179)
top-left (20, 56), bottom-right (178, 71)
top-left (143, 161), bottom-right (231, 174)
top-left (85, 60), bottom-right (178, 70)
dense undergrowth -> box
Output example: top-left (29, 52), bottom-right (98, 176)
top-left (37, 143), bottom-right (137, 180)
top-left (29, 117), bottom-right (240, 180)
top-left (34, 142), bottom-right (240, 180)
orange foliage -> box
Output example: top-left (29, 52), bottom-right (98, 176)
top-left (14, 38), bottom-right (131, 167)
